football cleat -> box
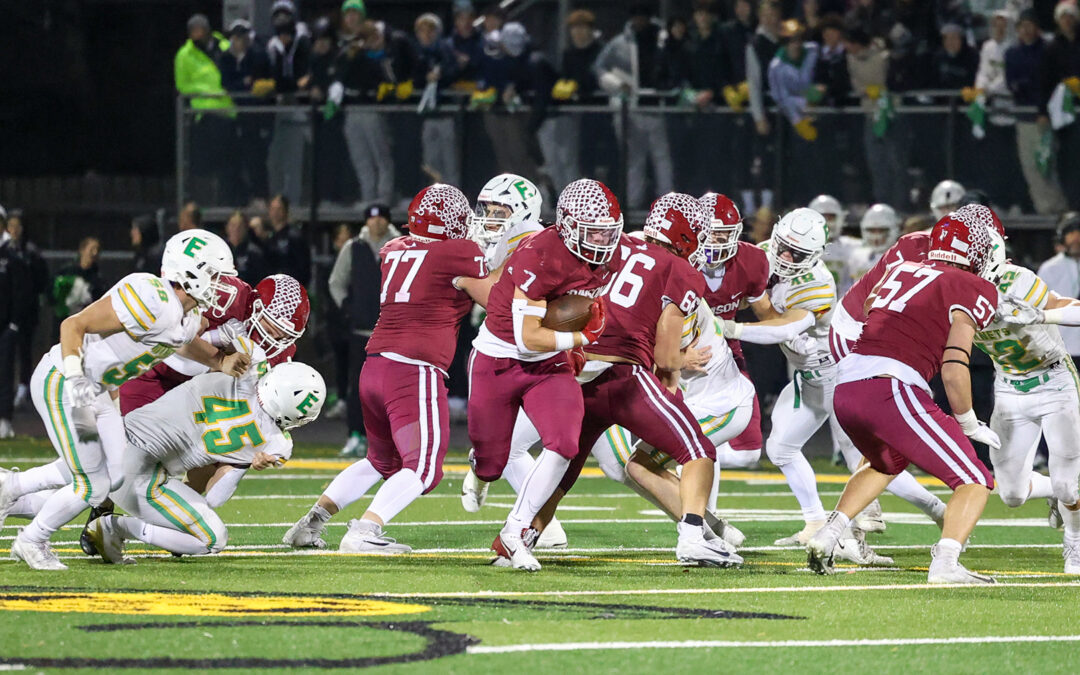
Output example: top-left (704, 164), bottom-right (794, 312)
top-left (853, 499), bottom-right (886, 533)
top-left (806, 534), bottom-right (836, 575)
top-left (10, 535), bottom-right (67, 571)
top-left (339, 519), bottom-right (411, 555)
top-left (1049, 498), bottom-right (1064, 530)
top-left (282, 511), bottom-right (328, 549)
top-left (0, 419), bottom-right (13, 439)
top-left (461, 450), bottom-right (489, 513)
top-left (495, 526), bottom-right (540, 571)
top-left (80, 501), bottom-right (115, 556)
top-left (536, 518), bottom-right (568, 549)
top-left (676, 522), bottom-right (743, 568)
top-left (338, 433), bottom-right (367, 458)
top-left (86, 515), bottom-right (133, 565)
top-left (774, 520), bottom-right (825, 546)
top-left (0, 467), bottom-right (18, 531)
top-left (927, 545), bottom-right (995, 584)
top-left (705, 511), bottom-right (746, 549)
top-left (1065, 541), bottom-right (1080, 575)
top-left (834, 526), bottom-right (894, 566)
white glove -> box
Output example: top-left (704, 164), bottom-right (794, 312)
top-left (220, 318), bottom-right (247, 344)
top-left (784, 333), bottom-right (818, 356)
top-left (65, 374), bottom-right (98, 408)
top-left (998, 296), bottom-right (1044, 326)
top-left (721, 320), bottom-right (743, 339)
top-left (328, 81), bottom-right (345, 106)
top-left (955, 409), bottom-right (1001, 449)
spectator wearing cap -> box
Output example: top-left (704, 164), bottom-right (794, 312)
top-left (266, 194), bottom-right (311, 286)
top-left (476, 22), bottom-right (543, 180)
top-left (768, 19), bottom-right (820, 204)
top-left (482, 5), bottom-right (507, 37)
top-left (175, 14), bottom-right (235, 204)
top-left (538, 10), bottom-right (605, 192)
top-left (1038, 212), bottom-right (1080, 363)
top-left (845, 26), bottom-right (901, 205)
top-left (219, 18), bottom-right (273, 204)
top-left (1041, 0), bottom-right (1080, 210)
top-left (1007, 9), bottom-right (1068, 214)
top-left (178, 200), bottom-right (202, 231)
top-left (309, 16), bottom-right (358, 204)
top-left (328, 203), bottom-right (401, 457)
top-left (225, 210), bottom-right (270, 285)
top-left (745, 0), bottom-right (783, 212)
top-left (932, 24), bottom-right (979, 88)
top-left (339, 0), bottom-right (366, 43)
top-left (130, 214), bottom-right (163, 275)
top-left (266, 1), bottom-right (312, 205)
top-left (413, 13), bottom-right (461, 186)
top-left (594, 4), bottom-right (674, 209)
top-left (448, 4), bottom-right (483, 85)
top-left (4, 210), bottom-right (48, 414)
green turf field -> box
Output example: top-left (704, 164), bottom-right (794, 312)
top-left (1, 437), bottom-right (1078, 673)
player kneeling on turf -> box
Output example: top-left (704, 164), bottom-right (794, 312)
top-left (85, 360), bottom-right (324, 562)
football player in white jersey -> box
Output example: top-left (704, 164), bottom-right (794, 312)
top-left (986, 264), bottom-right (1080, 574)
top-left (759, 208), bottom-right (889, 562)
top-left (849, 203), bottom-right (901, 283)
top-left (84, 361), bottom-right (325, 563)
top-left (0, 231), bottom-right (249, 570)
top-left (930, 179), bottom-right (965, 220)
top-left (810, 194), bottom-right (858, 296)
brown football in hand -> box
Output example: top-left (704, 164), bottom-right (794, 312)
top-left (541, 294), bottom-right (596, 332)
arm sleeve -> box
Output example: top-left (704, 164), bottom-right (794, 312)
top-left (328, 240), bottom-right (352, 309)
top-left (786, 281), bottom-right (836, 316)
top-left (737, 311), bottom-right (815, 344)
top-left (205, 466), bottom-right (246, 508)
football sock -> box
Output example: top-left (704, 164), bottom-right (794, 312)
top-left (502, 451), bottom-right (537, 493)
top-left (885, 470), bottom-right (947, 518)
top-left (322, 459), bottom-right (382, 511)
top-left (681, 513), bottom-right (703, 527)
top-left (935, 537), bottom-right (963, 563)
top-left (817, 511), bottom-right (850, 546)
top-left (7, 459), bottom-right (69, 500)
top-left (1060, 502), bottom-right (1080, 537)
top-left (20, 487), bottom-right (88, 544)
top-left (115, 516), bottom-right (209, 555)
top-left (1027, 472), bottom-right (1055, 500)
top-left (778, 455), bottom-right (827, 522)
top-left (8, 490), bottom-right (55, 519)
top-left (708, 462), bottom-right (721, 513)
top-left (505, 449), bottom-right (569, 533)
top-left (367, 469), bottom-right (425, 524)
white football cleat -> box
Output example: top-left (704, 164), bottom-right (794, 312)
top-left (0, 467), bottom-right (17, 531)
top-left (86, 515), bottom-right (133, 565)
top-left (282, 511), bottom-right (328, 549)
top-left (806, 533), bottom-right (836, 575)
top-left (853, 499), bottom-right (886, 533)
top-left (927, 545), bottom-right (995, 584)
top-left (676, 522), bottom-right (743, 568)
top-left (323, 399), bottom-right (347, 420)
top-left (339, 519), bottom-right (411, 555)
top-left (338, 434), bottom-right (367, 458)
top-left (774, 520), bottom-right (825, 546)
top-left (834, 526), bottom-right (894, 566)
top-left (1064, 541), bottom-right (1080, 575)
top-left (705, 511), bottom-right (746, 549)
top-left (11, 535), bottom-right (67, 571)
top-left (536, 518), bottom-right (567, 549)
top-left (0, 419), bottom-right (13, 439)
top-left (1049, 498), bottom-right (1064, 530)
top-left (460, 450), bottom-right (489, 513)
top-left (494, 527), bottom-right (540, 571)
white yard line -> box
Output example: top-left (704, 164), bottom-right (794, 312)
top-left (466, 634), bottom-right (1080, 654)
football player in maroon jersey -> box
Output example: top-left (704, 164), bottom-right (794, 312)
top-left (283, 184), bottom-right (491, 552)
top-left (808, 211), bottom-right (1005, 584)
top-left (494, 193), bottom-right (743, 570)
top-left (467, 179), bottom-right (622, 568)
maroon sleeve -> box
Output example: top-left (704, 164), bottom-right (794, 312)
top-left (505, 240), bottom-right (558, 300)
top-left (666, 260), bottom-right (705, 316)
top-left (743, 245), bottom-right (770, 301)
top-left (444, 240), bottom-right (488, 280)
top-left (950, 274), bottom-right (999, 330)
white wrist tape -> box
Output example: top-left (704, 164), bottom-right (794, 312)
top-left (63, 354), bottom-right (84, 379)
top-left (554, 331), bottom-right (576, 351)
top-left (953, 408), bottom-right (979, 435)
top-left (1043, 305), bottom-right (1080, 325)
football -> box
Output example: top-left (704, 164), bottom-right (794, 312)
top-left (541, 294), bottom-right (596, 331)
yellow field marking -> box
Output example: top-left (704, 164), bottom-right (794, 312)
top-left (0, 591), bottom-right (429, 617)
top-left (283, 459), bottom-right (946, 487)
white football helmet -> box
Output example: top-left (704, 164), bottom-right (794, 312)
top-left (160, 229), bottom-right (238, 312)
top-left (930, 179), bottom-right (965, 219)
top-left (982, 230), bottom-right (1007, 284)
top-left (767, 208), bottom-right (828, 279)
top-left (469, 173), bottom-right (542, 246)
top-left (860, 203), bottom-right (901, 253)
top-left (808, 194), bottom-right (845, 233)
top-left (257, 361), bottom-right (326, 430)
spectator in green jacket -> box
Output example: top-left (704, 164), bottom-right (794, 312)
top-left (175, 14), bottom-right (237, 204)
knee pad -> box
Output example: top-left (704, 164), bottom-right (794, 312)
top-left (1052, 479), bottom-right (1080, 507)
top-left (998, 486), bottom-right (1028, 509)
top-left (726, 448), bottom-right (761, 469)
top-left (207, 517), bottom-right (229, 554)
top-left (765, 441), bottom-right (800, 468)
top-left (82, 468), bottom-right (113, 508)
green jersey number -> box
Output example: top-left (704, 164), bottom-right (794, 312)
top-left (194, 396), bottom-right (264, 455)
top-left (102, 353), bottom-right (158, 387)
top-left (991, 339), bottom-right (1041, 373)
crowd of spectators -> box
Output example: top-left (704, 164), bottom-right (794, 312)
top-left (176, 0), bottom-right (1080, 217)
